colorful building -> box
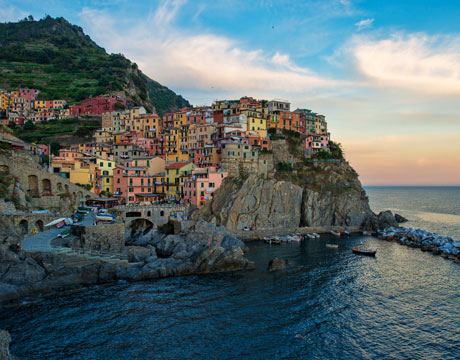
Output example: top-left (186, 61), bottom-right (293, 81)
top-left (184, 167), bottom-right (228, 207)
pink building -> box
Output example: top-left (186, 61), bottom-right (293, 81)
top-left (18, 88), bottom-right (39, 101)
top-left (183, 167), bottom-right (228, 207)
top-left (305, 134), bottom-right (330, 155)
top-left (71, 95), bottom-right (127, 116)
top-left (114, 166), bottom-right (156, 203)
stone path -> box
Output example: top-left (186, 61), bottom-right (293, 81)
top-left (21, 212), bottom-right (96, 252)
top-left (20, 213), bottom-right (139, 266)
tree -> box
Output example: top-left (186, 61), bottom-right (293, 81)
top-left (23, 120), bottom-right (36, 131)
top-left (8, 121), bottom-right (17, 130)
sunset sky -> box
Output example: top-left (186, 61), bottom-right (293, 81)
top-left (2, 0), bottom-right (460, 185)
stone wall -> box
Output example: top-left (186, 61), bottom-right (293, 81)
top-left (71, 223), bottom-right (125, 253)
top-left (0, 149), bottom-right (96, 211)
top-left (116, 205), bottom-right (188, 228)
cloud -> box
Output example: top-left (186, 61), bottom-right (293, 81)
top-left (0, 3), bottom-right (28, 22)
top-left (352, 33), bottom-right (460, 95)
top-left (79, 2), bottom-right (341, 95)
top-left (354, 18), bottom-right (374, 31)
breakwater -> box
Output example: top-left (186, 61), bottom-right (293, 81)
top-left (378, 227), bottom-right (460, 262)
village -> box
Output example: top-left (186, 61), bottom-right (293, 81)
top-left (0, 89), bottom-right (331, 208)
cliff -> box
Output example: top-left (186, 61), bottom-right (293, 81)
top-left (195, 140), bottom-right (376, 231)
top-left (0, 16), bottom-right (190, 115)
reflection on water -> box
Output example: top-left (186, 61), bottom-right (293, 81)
top-left (1, 236), bottom-right (459, 360)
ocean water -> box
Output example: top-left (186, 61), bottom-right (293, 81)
top-left (365, 186), bottom-right (460, 240)
top-left (1, 187), bottom-right (460, 359)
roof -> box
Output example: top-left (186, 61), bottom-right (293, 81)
top-left (166, 162), bottom-right (192, 170)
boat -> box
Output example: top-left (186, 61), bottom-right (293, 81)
top-left (330, 230), bottom-right (341, 237)
top-left (326, 244), bottom-right (339, 249)
top-left (57, 229), bottom-right (70, 239)
top-left (362, 231), bottom-right (372, 236)
top-left (96, 213), bottom-right (115, 221)
top-left (352, 248), bottom-right (376, 256)
top-left (45, 218), bottom-right (67, 228)
top-left (343, 231), bottom-right (351, 236)
top-left (305, 233), bottom-right (316, 239)
top-left (264, 237), bottom-right (281, 244)
top-left (313, 233), bottom-right (320, 238)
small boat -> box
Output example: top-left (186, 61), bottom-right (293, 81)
top-left (45, 218), bottom-right (67, 228)
top-left (352, 248), bottom-right (376, 256)
top-left (57, 229), bottom-right (70, 239)
top-left (96, 213), bottom-right (115, 221)
top-left (326, 244), bottom-right (339, 249)
top-left (362, 231), bottom-right (372, 236)
top-left (330, 230), bottom-right (341, 237)
top-left (306, 233), bottom-right (316, 239)
top-left (343, 231), bottom-right (350, 236)
top-left (313, 233), bottom-right (320, 238)
top-left (264, 237), bottom-right (281, 244)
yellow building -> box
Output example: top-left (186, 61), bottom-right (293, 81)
top-left (166, 127), bottom-right (189, 163)
top-left (242, 109), bottom-right (268, 138)
top-left (97, 158), bottom-right (115, 195)
top-left (165, 162), bottom-right (195, 198)
top-left (69, 160), bottom-right (98, 192)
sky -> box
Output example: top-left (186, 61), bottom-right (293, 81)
top-left (2, 0), bottom-right (460, 185)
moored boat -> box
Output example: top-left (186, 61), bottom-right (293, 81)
top-left (306, 233), bottom-right (316, 239)
top-left (264, 237), bottom-right (281, 244)
top-left (313, 233), bottom-right (320, 238)
top-left (326, 244), bottom-right (339, 249)
top-left (96, 213), bottom-right (115, 221)
top-left (330, 230), bottom-right (341, 237)
top-left (352, 248), bottom-right (376, 256)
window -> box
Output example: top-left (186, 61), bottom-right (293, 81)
top-left (106, 178), bottom-right (110, 183)
top-left (201, 191), bottom-right (204, 196)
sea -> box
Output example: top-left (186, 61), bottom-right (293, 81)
top-left (1, 186), bottom-right (459, 359)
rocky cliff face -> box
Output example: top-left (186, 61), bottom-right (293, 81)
top-left (195, 141), bottom-right (376, 230)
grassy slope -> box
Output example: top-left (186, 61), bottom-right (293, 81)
top-left (0, 16), bottom-right (190, 115)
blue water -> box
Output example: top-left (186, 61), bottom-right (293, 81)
top-left (366, 186), bottom-right (460, 239)
top-left (1, 187), bottom-right (460, 359)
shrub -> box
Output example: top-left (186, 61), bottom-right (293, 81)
top-left (277, 162), bottom-right (293, 172)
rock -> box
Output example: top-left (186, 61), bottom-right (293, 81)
top-left (377, 211), bottom-right (399, 230)
top-left (394, 214), bottom-right (408, 223)
top-left (268, 257), bottom-right (290, 272)
top-left (194, 159), bottom-right (376, 231)
top-left (126, 246), bottom-right (151, 263)
top-left (0, 330), bottom-right (17, 360)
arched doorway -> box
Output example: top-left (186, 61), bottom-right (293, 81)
top-left (57, 182), bottom-right (63, 192)
top-left (128, 218), bottom-right (154, 236)
top-left (28, 175), bottom-right (39, 197)
top-left (19, 219), bottom-right (28, 235)
top-left (42, 179), bottom-right (52, 195)
top-left (35, 220), bottom-right (44, 232)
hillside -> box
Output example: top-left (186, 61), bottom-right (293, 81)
top-left (0, 16), bottom-right (190, 115)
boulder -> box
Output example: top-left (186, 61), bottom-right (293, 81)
top-left (377, 211), bottom-right (399, 230)
top-left (126, 246), bottom-right (151, 263)
top-left (0, 330), bottom-right (17, 360)
top-left (268, 257), bottom-right (290, 272)
top-left (394, 214), bottom-right (408, 223)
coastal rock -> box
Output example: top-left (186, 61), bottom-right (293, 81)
top-left (377, 211), bottom-right (399, 230)
top-left (195, 159), bottom-right (376, 230)
top-left (126, 246), bottom-right (151, 263)
top-left (268, 258), bottom-right (290, 272)
top-left (394, 214), bottom-right (408, 223)
top-left (0, 330), bottom-right (17, 360)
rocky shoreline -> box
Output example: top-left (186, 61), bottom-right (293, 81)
top-left (0, 220), bottom-right (254, 305)
top-left (378, 227), bottom-right (460, 262)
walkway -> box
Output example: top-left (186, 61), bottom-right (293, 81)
top-left (21, 212), bottom-right (96, 252)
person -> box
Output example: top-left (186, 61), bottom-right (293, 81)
top-left (15, 242), bottom-right (21, 252)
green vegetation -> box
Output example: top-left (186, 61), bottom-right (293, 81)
top-left (277, 162), bottom-right (293, 172)
top-left (0, 16), bottom-right (190, 115)
top-left (10, 117), bottom-right (99, 144)
top-left (328, 141), bottom-right (344, 159)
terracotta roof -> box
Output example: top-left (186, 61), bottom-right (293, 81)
top-left (166, 162), bottom-right (192, 170)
